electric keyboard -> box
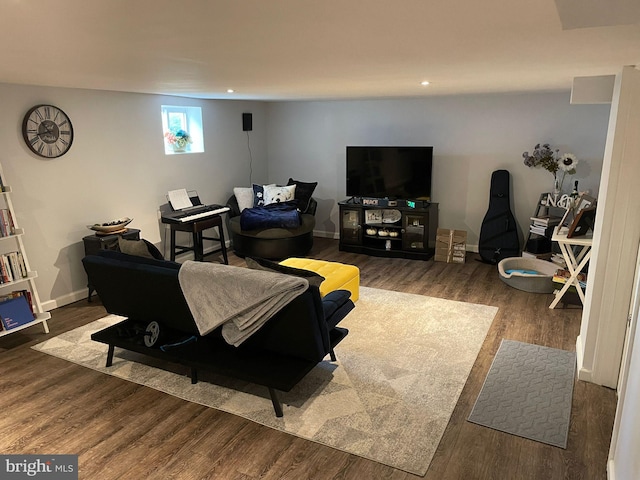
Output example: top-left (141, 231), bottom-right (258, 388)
top-left (162, 205), bottom-right (230, 223)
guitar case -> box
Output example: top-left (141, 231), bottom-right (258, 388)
top-left (478, 170), bottom-right (520, 264)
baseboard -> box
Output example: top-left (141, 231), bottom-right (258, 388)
top-left (203, 242), bottom-right (230, 256)
top-left (312, 231), bottom-right (479, 253)
top-left (165, 240), bottom-right (231, 261)
top-left (42, 289), bottom-right (88, 311)
top-left (576, 334), bottom-right (594, 382)
top-left (607, 459), bottom-right (616, 480)
top-left (313, 230), bottom-right (340, 240)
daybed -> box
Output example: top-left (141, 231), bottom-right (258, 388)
top-left (226, 179), bottom-right (318, 260)
top-left (82, 249), bottom-right (354, 416)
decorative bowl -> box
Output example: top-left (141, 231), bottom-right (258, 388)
top-left (88, 217), bottom-right (132, 233)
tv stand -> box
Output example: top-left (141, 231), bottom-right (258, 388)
top-left (338, 200), bottom-right (438, 260)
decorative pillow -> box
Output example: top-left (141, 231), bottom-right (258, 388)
top-left (263, 184), bottom-right (296, 206)
top-left (252, 183), bottom-right (276, 207)
top-left (287, 178), bottom-right (318, 213)
top-left (233, 187), bottom-right (254, 212)
top-left (118, 237), bottom-right (154, 259)
top-left (245, 257), bottom-right (325, 288)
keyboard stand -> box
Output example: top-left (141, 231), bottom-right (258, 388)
top-left (164, 214), bottom-right (228, 264)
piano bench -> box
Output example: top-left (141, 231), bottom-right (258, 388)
top-left (167, 215), bottom-right (228, 264)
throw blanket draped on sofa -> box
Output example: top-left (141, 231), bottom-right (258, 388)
top-left (178, 261), bottom-right (309, 346)
top-left (240, 201), bottom-right (301, 230)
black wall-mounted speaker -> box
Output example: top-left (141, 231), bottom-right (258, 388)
top-left (242, 112), bottom-right (252, 131)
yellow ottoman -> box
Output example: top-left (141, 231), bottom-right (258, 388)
top-left (280, 257), bottom-right (360, 302)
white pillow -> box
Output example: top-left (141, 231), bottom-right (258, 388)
top-left (263, 184), bottom-right (296, 205)
top-left (252, 183), bottom-right (276, 207)
top-left (233, 187), bottom-right (254, 212)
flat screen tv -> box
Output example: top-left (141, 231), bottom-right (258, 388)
top-left (346, 146), bottom-right (433, 200)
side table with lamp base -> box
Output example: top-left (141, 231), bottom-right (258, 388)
top-left (83, 218), bottom-right (141, 301)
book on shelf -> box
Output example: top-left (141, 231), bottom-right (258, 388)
top-left (553, 268), bottom-right (587, 289)
top-left (530, 214), bottom-right (562, 227)
top-left (0, 251), bottom-right (27, 284)
top-left (17, 252), bottom-right (27, 277)
top-left (550, 253), bottom-right (566, 267)
top-left (0, 209), bottom-right (15, 237)
top-left (529, 225), bottom-right (554, 236)
top-left (0, 295), bottom-right (35, 330)
top-left (8, 252), bottom-right (19, 280)
top-left (0, 290), bottom-right (34, 315)
top-left (0, 256), bottom-right (12, 283)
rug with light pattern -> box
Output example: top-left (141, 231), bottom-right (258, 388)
top-left (33, 286), bottom-right (498, 475)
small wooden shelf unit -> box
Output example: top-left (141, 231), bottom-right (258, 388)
top-left (0, 165), bottom-right (50, 338)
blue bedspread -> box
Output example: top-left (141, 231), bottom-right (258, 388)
top-left (240, 201), bottom-right (301, 230)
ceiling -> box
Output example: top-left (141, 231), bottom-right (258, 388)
top-left (1, 0), bottom-right (639, 100)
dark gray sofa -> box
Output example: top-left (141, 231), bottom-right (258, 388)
top-left (82, 250), bottom-right (353, 416)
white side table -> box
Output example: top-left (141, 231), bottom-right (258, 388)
top-left (549, 226), bottom-right (593, 309)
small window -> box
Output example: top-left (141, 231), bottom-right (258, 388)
top-left (161, 105), bottom-right (204, 155)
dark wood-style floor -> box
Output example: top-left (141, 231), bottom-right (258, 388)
top-left (0, 237), bottom-right (616, 479)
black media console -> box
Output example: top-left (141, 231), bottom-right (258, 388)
top-left (338, 199), bottom-right (438, 260)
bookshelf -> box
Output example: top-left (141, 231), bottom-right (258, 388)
top-left (0, 164), bottom-right (50, 337)
top-left (523, 193), bottom-right (564, 264)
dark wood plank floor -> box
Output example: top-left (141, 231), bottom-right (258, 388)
top-left (0, 237), bottom-right (617, 479)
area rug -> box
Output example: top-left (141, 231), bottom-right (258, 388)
top-left (32, 286), bottom-right (498, 475)
top-left (468, 339), bottom-right (576, 448)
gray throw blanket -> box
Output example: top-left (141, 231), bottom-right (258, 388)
top-left (178, 261), bottom-right (309, 346)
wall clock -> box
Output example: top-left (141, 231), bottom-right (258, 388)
top-left (22, 104), bottom-right (74, 158)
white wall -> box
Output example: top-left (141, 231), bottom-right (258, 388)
top-left (595, 67), bottom-right (640, 480)
top-left (0, 83), bottom-right (267, 309)
top-left (0, 85), bottom-right (613, 312)
top-left (608, 244), bottom-right (640, 480)
top-left (611, 329), bottom-right (640, 479)
top-left (578, 67), bottom-right (640, 389)
top-left (265, 93), bottom-right (610, 247)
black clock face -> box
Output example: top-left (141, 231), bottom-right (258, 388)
top-left (22, 105), bottom-right (74, 158)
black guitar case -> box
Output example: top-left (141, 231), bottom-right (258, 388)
top-left (478, 170), bottom-right (520, 264)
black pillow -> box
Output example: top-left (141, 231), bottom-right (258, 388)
top-left (252, 184), bottom-right (267, 207)
top-left (287, 178), bottom-right (317, 213)
top-left (245, 257), bottom-right (324, 288)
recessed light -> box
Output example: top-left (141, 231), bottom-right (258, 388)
top-left (420, 81), bottom-right (430, 86)
top-left (227, 89), bottom-right (235, 93)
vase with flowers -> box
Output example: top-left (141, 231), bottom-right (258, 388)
top-left (164, 129), bottom-right (193, 153)
top-left (522, 143), bottom-right (579, 194)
